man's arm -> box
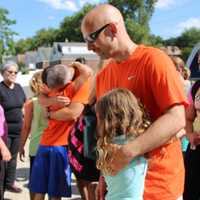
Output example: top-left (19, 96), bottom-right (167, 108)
top-left (108, 104), bottom-right (186, 174)
top-left (49, 102), bottom-right (84, 121)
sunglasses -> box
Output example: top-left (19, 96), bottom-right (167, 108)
top-left (84, 23), bottom-right (110, 43)
top-left (7, 70), bottom-right (18, 75)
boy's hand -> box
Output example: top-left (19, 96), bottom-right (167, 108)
top-left (1, 146), bottom-right (11, 161)
top-left (70, 62), bottom-right (93, 77)
top-left (51, 96), bottom-right (71, 107)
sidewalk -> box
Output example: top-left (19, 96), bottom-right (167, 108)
top-left (4, 141), bottom-right (81, 200)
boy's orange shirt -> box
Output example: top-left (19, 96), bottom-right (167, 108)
top-left (96, 45), bottom-right (188, 200)
top-left (40, 80), bottom-right (90, 146)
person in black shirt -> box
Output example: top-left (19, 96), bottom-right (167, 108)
top-left (0, 61), bottom-right (26, 193)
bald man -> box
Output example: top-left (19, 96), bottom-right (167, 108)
top-left (81, 4), bottom-right (188, 200)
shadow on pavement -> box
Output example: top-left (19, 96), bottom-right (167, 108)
top-left (16, 167), bottom-right (29, 182)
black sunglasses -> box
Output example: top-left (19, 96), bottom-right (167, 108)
top-left (84, 23), bottom-right (110, 43)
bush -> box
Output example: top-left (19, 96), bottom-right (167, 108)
top-left (18, 62), bottom-right (29, 74)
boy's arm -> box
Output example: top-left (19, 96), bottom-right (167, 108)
top-left (48, 102), bottom-right (84, 121)
top-left (70, 62), bottom-right (93, 92)
top-left (88, 76), bottom-right (96, 105)
top-left (19, 99), bottom-right (33, 161)
top-left (39, 93), bottom-right (71, 108)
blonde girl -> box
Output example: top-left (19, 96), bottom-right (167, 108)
top-left (96, 88), bottom-right (150, 200)
top-left (19, 71), bottom-right (48, 200)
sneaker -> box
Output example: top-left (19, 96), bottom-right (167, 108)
top-left (5, 184), bottom-right (22, 193)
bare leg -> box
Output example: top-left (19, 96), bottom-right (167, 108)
top-left (88, 182), bottom-right (98, 200)
top-left (76, 178), bottom-right (97, 200)
top-left (33, 193), bottom-right (45, 200)
top-left (49, 197), bottom-right (61, 200)
top-left (30, 191), bottom-right (35, 200)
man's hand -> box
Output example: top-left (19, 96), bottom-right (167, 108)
top-left (104, 143), bottom-right (133, 175)
top-left (1, 146), bottom-right (11, 161)
top-left (95, 176), bottom-right (107, 200)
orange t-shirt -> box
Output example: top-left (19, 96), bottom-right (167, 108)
top-left (40, 80), bottom-right (90, 146)
top-left (96, 45), bottom-right (188, 200)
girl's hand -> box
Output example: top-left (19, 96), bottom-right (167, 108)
top-left (1, 146), bottom-right (11, 161)
top-left (19, 148), bottom-right (25, 162)
top-left (95, 176), bottom-right (107, 200)
top-left (188, 132), bottom-right (200, 147)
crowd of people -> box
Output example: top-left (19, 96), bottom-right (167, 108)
top-left (0, 3), bottom-right (200, 200)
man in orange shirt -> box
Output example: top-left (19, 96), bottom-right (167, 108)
top-left (81, 4), bottom-right (188, 200)
top-left (29, 63), bottom-right (92, 200)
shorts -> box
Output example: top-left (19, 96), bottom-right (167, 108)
top-left (29, 145), bottom-right (71, 198)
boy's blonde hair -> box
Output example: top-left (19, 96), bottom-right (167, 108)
top-left (29, 71), bottom-right (43, 95)
top-left (96, 88), bottom-right (150, 174)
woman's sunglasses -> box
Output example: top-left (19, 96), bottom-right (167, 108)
top-left (7, 70), bottom-right (18, 75)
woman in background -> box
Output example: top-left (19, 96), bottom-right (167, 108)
top-left (0, 61), bottom-right (26, 193)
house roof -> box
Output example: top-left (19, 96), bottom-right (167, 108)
top-left (50, 42), bottom-right (99, 62)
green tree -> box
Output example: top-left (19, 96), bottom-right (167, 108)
top-left (33, 28), bottom-right (58, 47)
top-left (148, 34), bottom-right (164, 46)
top-left (165, 28), bottom-right (200, 61)
top-left (15, 38), bottom-right (36, 54)
top-left (57, 4), bottom-right (94, 42)
top-left (0, 7), bottom-right (17, 63)
top-left (108, 0), bottom-right (157, 43)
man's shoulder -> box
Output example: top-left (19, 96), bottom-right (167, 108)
top-left (137, 45), bottom-right (165, 60)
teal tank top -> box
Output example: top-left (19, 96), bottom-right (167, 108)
top-left (104, 135), bottom-right (147, 200)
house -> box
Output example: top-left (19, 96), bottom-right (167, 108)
top-left (24, 51), bottom-right (38, 69)
top-left (50, 42), bottom-right (100, 70)
top-left (36, 47), bottom-right (53, 69)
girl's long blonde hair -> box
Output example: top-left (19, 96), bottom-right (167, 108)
top-left (96, 88), bottom-right (150, 174)
top-left (29, 71), bottom-right (43, 96)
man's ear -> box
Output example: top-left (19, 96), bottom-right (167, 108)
top-left (106, 23), bottom-right (117, 37)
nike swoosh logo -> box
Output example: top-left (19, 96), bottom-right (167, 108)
top-left (127, 75), bottom-right (135, 80)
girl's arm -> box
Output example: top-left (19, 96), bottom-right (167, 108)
top-left (19, 99), bottom-right (33, 161)
top-left (0, 138), bottom-right (11, 161)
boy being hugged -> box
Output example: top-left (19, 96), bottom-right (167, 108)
top-left (29, 63), bottom-right (92, 200)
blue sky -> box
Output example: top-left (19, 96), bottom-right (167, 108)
top-left (0, 0), bottom-right (200, 41)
